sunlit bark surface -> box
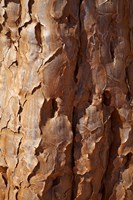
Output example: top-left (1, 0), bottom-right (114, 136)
top-left (0, 0), bottom-right (133, 199)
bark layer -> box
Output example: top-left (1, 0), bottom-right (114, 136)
top-left (0, 0), bottom-right (133, 200)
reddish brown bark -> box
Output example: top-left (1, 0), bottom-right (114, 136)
top-left (0, 0), bottom-right (133, 199)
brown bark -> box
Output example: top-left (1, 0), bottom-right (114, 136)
top-left (0, 0), bottom-right (133, 199)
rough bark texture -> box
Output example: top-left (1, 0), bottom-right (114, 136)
top-left (0, 0), bottom-right (133, 199)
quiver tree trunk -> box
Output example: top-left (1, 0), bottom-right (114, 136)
top-left (0, 0), bottom-right (133, 199)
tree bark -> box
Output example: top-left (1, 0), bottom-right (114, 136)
top-left (0, 0), bottom-right (133, 199)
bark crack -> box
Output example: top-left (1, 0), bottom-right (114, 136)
top-left (71, 1), bottom-right (83, 199)
top-left (15, 137), bottom-right (23, 170)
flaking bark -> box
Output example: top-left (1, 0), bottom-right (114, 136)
top-left (0, 0), bottom-right (133, 200)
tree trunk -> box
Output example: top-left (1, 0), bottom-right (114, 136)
top-left (0, 0), bottom-right (133, 199)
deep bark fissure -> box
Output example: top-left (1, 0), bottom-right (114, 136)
top-left (0, 0), bottom-right (133, 199)
top-left (73, 0), bottom-right (83, 84)
top-left (35, 23), bottom-right (42, 47)
top-left (102, 108), bottom-right (123, 199)
top-left (71, 1), bottom-right (83, 200)
top-left (100, 119), bottom-right (114, 200)
top-left (15, 137), bottom-right (23, 170)
top-left (2, 174), bottom-right (8, 187)
top-left (51, 99), bottom-right (58, 118)
top-left (71, 107), bottom-right (76, 200)
top-left (28, 0), bottom-right (34, 15)
top-left (99, 122), bottom-right (112, 200)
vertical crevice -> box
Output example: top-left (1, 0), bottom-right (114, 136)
top-left (51, 99), bottom-right (58, 118)
top-left (102, 90), bottom-right (111, 106)
top-left (73, 0), bottom-right (82, 84)
top-left (28, 0), bottom-right (34, 14)
top-left (0, 166), bottom-right (8, 187)
top-left (0, 24), bottom-right (3, 33)
top-left (17, 102), bottom-right (23, 133)
top-left (100, 134), bottom-right (113, 199)
top-left (15, 187), bottom-right (19, 200)
top-left (74, 55), bottom-right (80, 83)
top-left (71, 107), bottom-right (76, 200)
top-left (3, 11), bottom-right (8, 26)
top-left (109, 41), bottom-right (114, 60)
top-left (35, 23), bottom-right (42, 47)
top-left (71, 1), bottom-right (83, 199)
top-left (125, 152), bottom-right (132, 169)
top-left (2, 174), bottom-right (8, 186)
top-left (125, 60), bottom-right (131, 102)
top-left (101, 108), bottom-right (122, 200)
